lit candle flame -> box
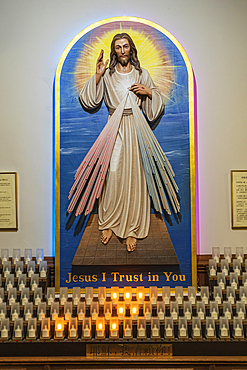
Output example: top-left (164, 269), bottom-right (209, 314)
top-left (113, 293), bottom-right (117, 299)
top-left (132, 307), bottom-right (137, 314)
top-left (57, 323), bottom-right (62, 330)
top-left (119, 307), bottom-right (124, 314)
top-left (139, 292), bottom-right (143, 299)
top-left (98, 323), bottom-right (103, 330)
top-left (125, 292), bottom-right (130, 299)
top-left (112, 323), bottom-right (116, 330)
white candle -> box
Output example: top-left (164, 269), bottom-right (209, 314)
top-left (171, 308), bottom-right (177, 320)
top-left (4, 268), bottom-right (10, 278)
top-left (78, 310), bottom-right (84, 321)
top-left (15, 325), bottom-right (22, 338)
top-left (32, 283), bottom-right (38, 291)
top-left (164, 295), bottom-right (170, 305)
top-left (99, 295), bottom-right (104, 306)
top-left (73, 294), bottom-right (79, 306)
top-left (211, 308), bottom-right (218, 320)
top-left (145, 309), bottom-right (151, 321)
top-left (39, 310), bottom-right (45, 321)
top-left (48, 295), bottom-right (54, 306)
top-left (158, 309), bottom-right (164, 321)
top-left (138, 324), bottom-right (145, 337)
top-left (19, 281), bottom-right (25, 291)
top-left (7, 283), bottom-right (13, 291)
top-left (221, 324), bottom-right (228, 337)
top-left (177, 294), bottom-right (182, 305)
top-left (152, 324), bottom-right (159, 337)
top-left (0, 309), bottom-right (5, 320)
top-left (235, 324), bottom-right (242, 337)
top-left (16, 268), bottom-right (21, 278)
top-left (25, 309), bottom-right (32, 321)
top-left (60, 295), bottom-right (66, 306)
top-left (35, 295), bottom-right (41, 306)
top-left (84, 325), bottom-right (90, 338)
top-left (91, 309), bottom-right (97, 321)
top-left (70, 325), bottom-right (77, 338)
top-left (185, 308), bottom-right (191, 320)
top-left (189, 296), bottom-right (195, 305)
top-left (105, 309), bottom-right (111, 321)
top-left (65, 309), bottom-right (71, 321)
top-left (238, 308), bottom-right (244, 319)
top-left (28, 268), bottom-right (34, 278)
top-left (207, 324), bottom-right (214, 337)
top-left (151, 295), bottom-right (156, 305)
top-left (40, 268), bottom-right (46, 278)
top-left (9, 295), bottom-right (15, 305)
top-left (22, 295), bottom-right (28, 305)
top-left (193, 324), bottom-right (200, 337)
top-left (224, 308), bottom-right (231, 319)
top-left (198, 308), bottom-right (204, 320)
top-left (29, 325), bottom-right (35, 338)
top-left (180, 324), bottom-right (186, 337)
top-left (42, 325), bottom-right (49, 338)
top-left (231, 279), bottom-right (237, 290)
top-left (12, 309), bottom-right (18, 321)
top-left (1, 326), bottom-right (8, 338)
top-left (228, 293), bottom-right (234, 305)
top-left (124, 324), bottom-right (131, 337)
top-left (166, 324), bottom-right (173, 337)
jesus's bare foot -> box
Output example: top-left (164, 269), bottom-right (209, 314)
top-left (126, 236), bottom-right (136, 252)
top-left (101, 229), bottom-right (112, 244)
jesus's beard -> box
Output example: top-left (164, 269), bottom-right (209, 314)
top-left (117, 54), bottom-right (130, 67)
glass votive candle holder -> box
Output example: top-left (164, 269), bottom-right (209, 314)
top-left (111, 287), bottom-right (119, 305)
top-left (117, 302), bottom-right (125, 321)
top-left (55, 317), bottom-right (65, 339)
top-left (96, 317), bottom-right (105, 339)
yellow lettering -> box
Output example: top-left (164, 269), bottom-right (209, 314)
top-left (139, 273), bottom-right (143, 282)
top-left (85, 275), bottom-right (91, 282)
top-left (65, 273), bottom-right (71, 284)
top-left (119, 274), bottom-right (124, 282)
top-left (72, 275), bottom-right (78, 283)
top-left (152, 274), bottom-right (159, 282)
top-left (102, 272), bottom-right (106, 282)
top-left (172, 274), bottom-right (178, 281)
top-left (126, 275), bottom-right (132, 282)
top-left (179, 275), bottom-right (186, 281)
top-left (92, 275), bottom-right (97, 282)
top-left (79, 275), bottom-right (84, 282)
top-left (148, 272), bottom-right (151, 282)
top-left (163, 272), bottom-right (173, 281)
top-left (133, 274), bottom-right (139, 282)
top-left (111, 272), bottom-right (119, 282)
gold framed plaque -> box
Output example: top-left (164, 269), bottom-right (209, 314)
top-left (231, 170), bottom-right (247, 229)
top-left (0, 172), bottom-right (18, 231)
top-left (86, 343), bottom-right (172, 357)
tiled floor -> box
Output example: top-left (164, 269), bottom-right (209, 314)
top-left (72, 215), bottom-right (179, 266)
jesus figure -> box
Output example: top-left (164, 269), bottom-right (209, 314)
top-left (67, 33), bottom-right (180, 252)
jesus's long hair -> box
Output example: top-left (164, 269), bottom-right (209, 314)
top-left (109, 33), bottom-right (142, 76)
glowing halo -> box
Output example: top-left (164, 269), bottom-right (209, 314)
top-left (74, 27), bottom-right (175, 103)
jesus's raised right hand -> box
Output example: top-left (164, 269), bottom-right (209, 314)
top-left (96, 50), bottom-right (109, 85)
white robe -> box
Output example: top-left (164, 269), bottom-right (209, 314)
top-left (79, 67), bottom-right (164, 239)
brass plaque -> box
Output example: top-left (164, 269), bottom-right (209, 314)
top-left (86, 343), bottom-right (172, 357)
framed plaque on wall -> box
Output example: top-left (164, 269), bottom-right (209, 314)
top-left (0, 172), bottom-right (18, 231)
top-left (231, 170), bottom-right (247, 229)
